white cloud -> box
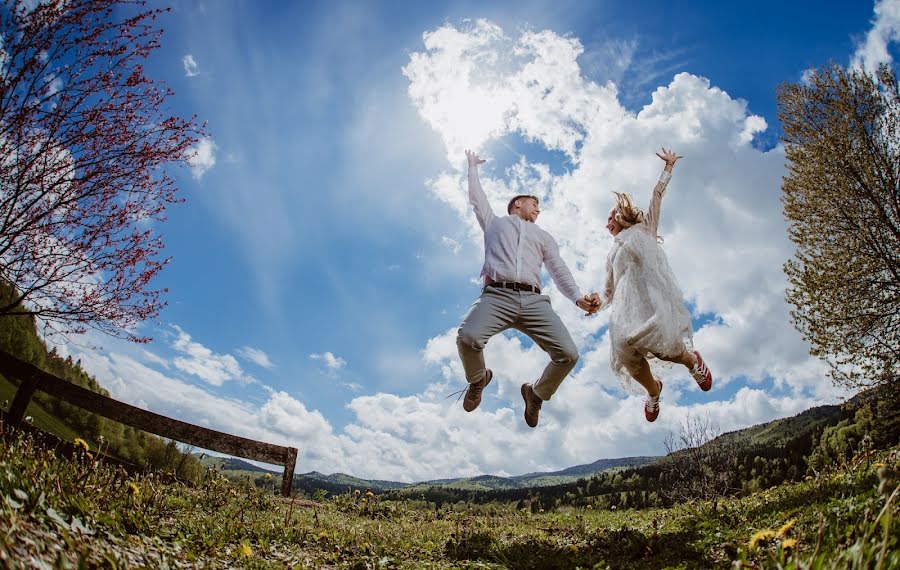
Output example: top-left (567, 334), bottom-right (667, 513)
top-left (140, 349), bottom-right (170, 369)
top-left (310, 351), bottom-right (347, 371)
top-left (70, 348), bottom-right (352, 470)
top-left (738, 115), bottom-right (767, 146)
top-left (441, 236), bottom-right (462, 254)
top-left (182, 54), bottom-right (200, 77)
top-left (170, 325), bottom-right (254, 386)
top-left (186, 136), bottom-right (217, 180)
top-left (852, 0), bottom-right (900, 72)
top-left (237, 346), bottom-right (275, 370)
top-left (17, 0), bottom-right (53, 13)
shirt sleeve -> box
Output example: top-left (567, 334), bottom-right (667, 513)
top-left (644, 170), bottom-right (672, 235)
top-left (468, 165), bottom-right (497, 232)
top-left (543, 234), bottom-right (583, 304)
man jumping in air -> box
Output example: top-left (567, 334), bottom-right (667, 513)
top-left (457, 149), bottom-right (599, 428)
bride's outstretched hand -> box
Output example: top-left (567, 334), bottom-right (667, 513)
top-left (656, 147), bottom-right (682, 170)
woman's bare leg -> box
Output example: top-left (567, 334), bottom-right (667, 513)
top-left (626, 357), bottom-right (661, 396)
top-left (652, 349), bottom-right (696, 370)
top-left (655, 348), bottom-right (713, 391)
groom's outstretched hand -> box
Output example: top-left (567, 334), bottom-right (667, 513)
top-left (466, 149), bottom-right (486, 167)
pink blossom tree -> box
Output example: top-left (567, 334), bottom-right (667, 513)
top-left (0, 0), bottom-right (204, 341)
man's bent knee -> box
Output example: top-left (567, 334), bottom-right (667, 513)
top-left (457, 328), bottom-right (486, 352)
top-left (553, 344), bottom-right (579, 366)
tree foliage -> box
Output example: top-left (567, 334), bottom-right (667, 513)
top-left (778, 66), bottom-right (900, 387)
top-left (0, 0), bottom-right (203, 341)
top-left (778, 64), bottom-right (900, 390)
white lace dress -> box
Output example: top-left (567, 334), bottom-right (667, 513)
top-left (601, 170), bottom-right (694, 394)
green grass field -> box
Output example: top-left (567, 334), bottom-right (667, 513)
top-left (1, 427), bottom-right (897, 569)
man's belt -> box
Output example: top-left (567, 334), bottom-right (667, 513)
top-left (487, 281), bottom-right (541, 294)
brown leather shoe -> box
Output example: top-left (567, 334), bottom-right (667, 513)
top-left (521, 383), bottom-right (543, 428)
top-left (463, 369), bottom-right (492, 412)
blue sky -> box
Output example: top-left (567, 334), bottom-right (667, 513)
top-left (59, 0), bottom-right (900, 481)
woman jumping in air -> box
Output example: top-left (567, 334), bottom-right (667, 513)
top-left (595, 148), bottom-right (713, 422)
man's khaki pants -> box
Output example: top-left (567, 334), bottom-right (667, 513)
top-left (457, 286), bottom-right (579, 401)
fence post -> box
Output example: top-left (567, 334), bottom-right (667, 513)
top-left (281, 447), bottom-right (298, 497)
top-left (7, 375), bottom-right (37, 428)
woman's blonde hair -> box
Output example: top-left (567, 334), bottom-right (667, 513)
top-left (611, 192), bottom-right (644, 228)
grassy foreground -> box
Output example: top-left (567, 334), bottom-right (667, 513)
top-left (0, 428), bottom-right (897, 569)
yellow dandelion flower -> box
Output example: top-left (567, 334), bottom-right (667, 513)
top-left (73, 438), bottom-right (90, 452)
top-left (240, 543), bottom-right (252, 558)
top-left (318, 532), bottom-right (328, 541)
top-left (782, 538), bottom-right (797, 549)
top-left (777, 519), bottom-right (796, 537)
top-left (748, 529), bottom-right (777, 551)
top-left (127, 482), bottom-right (140, 496)
top-left (354, 489), bottom-right (361, 495)
top-left (264, 473), bottom-right (273, 480)
top-left (874, 463), bottom-right (886, 469)
top-left (365, 491), bottom-right (374, 497)
top-left (568, 545), bottom-right (579, 553)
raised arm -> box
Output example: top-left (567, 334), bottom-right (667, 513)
top-left (644, 147), bottom-right (682, 235)
top-left (466, 149), bottom-right (496, 231)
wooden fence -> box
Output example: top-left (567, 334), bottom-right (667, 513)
top-left (0, 350), bottom-right (298, 496)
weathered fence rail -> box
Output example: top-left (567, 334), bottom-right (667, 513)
top-left (0, 350), bottom-right (298, 496)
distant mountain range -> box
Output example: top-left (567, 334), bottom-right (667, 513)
top-left (199, 398), bottom-right (851, 496)
top-left (199, 454), bottom-right (661, 494)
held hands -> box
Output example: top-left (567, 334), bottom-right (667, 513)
top-left (577, 292), bottom-right (602, 316)
top-left (655, 147), bottom-right (683, 172)
top-left (466, 149), bottom-right (486, 167)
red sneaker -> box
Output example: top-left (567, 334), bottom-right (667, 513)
top-left (690, 351), bottom-right (712, 391)
top-left (645, 379), bottom-right (662, 423)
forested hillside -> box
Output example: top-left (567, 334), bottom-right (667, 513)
top-left (376, 393), bottom-right (898, 512)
